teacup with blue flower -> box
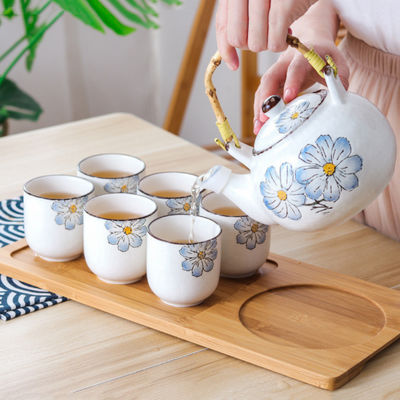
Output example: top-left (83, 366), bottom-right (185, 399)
top-left (137, 172), bottom-right (205, 217)
top-left (147, 214), bottom-right (222, 307)
top-left (23, 175), bottom-right (95, 262)
top-left (77, 153), bottom-right (146, 196)
top-left (83, 193), bottom-right (157, 284)
top-left (200, 192), bottom-right (271, 278)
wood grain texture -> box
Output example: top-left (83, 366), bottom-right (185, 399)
top-left (1, 113), bottom-right (238, 200)
top-left (241, 50), bottom-right (259, 141)
top-left (1, 240), bottom-right (400, 390)
top-left (2, 113), bottom-right (400, 398)
top-left (163, 0), bottom-right (217, 135)
top-left (0, 300), bottom-right (204, 398)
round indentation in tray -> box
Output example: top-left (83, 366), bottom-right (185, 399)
top-left (239, 285), bottom-right (386, 349)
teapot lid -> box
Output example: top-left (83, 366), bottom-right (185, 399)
top-left (253, 89), bottom-right (328, 155)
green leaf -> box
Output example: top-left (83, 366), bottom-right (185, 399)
top-left (2, 0), bottom-right (15, 8)
top-left (125, 0), bottom-right (158, 17)
top-left (19, 0), bottom-right (42, 71)
top-left (0, 10), bottom-right (63, 84)
top-left (86, 0), bottom-right (136, 35)
top-left (25, 25), bottom-right (45, 71)
top-left (0, 110), bottom-right (7, 125)
top-left (2, 0), bottom-right (16, 18)
top-left (0, 120), bottom-right (7, 136)
top-left (0, 78), bottom-right (42, 123)
top-left (51, 0), bottom-right (105, 32)
top-left (2, 7), bottom-right (16, 18)
top-left (159, 0), bottom-right (182, 5)
top-left (20, 7), bottom-right (62, 71)
top-left (106, 0), bottom-right (157, 28)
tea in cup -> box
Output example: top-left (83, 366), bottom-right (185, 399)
top-left (84, 193), bottom-right (158, 284)
top-left (147, 215), bottom-right (222, 307)
top-left (200, 192), bottom-right (271, 278)
top-left (23, 175), bottom-right (95, 262)
top-left (137, 172), bottom-right (204, 216)
top-left (77, 154), bottom-right (146, 196)
top-left (138, 172), bottom-right (204, 217)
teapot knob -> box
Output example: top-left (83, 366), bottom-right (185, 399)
top-left (262, 95), bottom-right (286, 119)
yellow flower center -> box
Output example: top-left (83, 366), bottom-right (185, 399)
top-left (183, 202), bottom-right (191, 212)
top-left (251, 223), bottom-right (259, 233)
top-left (121, 185), bottom-right (128, 193)
top-left (323, 163), bottom-right (336, 176)
top-left (277, 190), bottom-right (287, 201)
top-left (69, 205), bottom-right (77, 213)
top-left (123, 226), bottom-right (132, 235)
top-left (291, 112), bottom-right (299, 119)
top-left (198, 251), bottom-right (205, 260)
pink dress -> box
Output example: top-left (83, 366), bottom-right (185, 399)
top-left (333, 1), bottom-right (400, 240)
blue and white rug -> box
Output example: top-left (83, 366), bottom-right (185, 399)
top-left (0, 196), bottom-right (67, 321)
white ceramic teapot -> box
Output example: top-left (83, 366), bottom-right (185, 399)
top-left (200, 49), bottom-right (396, 231)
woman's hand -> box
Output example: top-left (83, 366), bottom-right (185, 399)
top-left (253, 40), bottom-right (349, 134)
top-left (215, 0), bottom-right (319, 70)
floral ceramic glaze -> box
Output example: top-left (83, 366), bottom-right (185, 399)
top-left (199, 192), bottom-right (270, 278)
top-left (179, 239), bottom-right (218, 277)
top-left (234, 217), bottom-right (269, 250)
top-left (202, 66), bottom-right (397, 231)
top-left (105, 218), bottom-right (147, 252)
top-left (51, 196), bottom-right (87, 230)
top-left (104, 176), bottom-right (139, 194)
top-left (146, 215), bottom-right (222, 307)
top-left (83, 194), bottom-right (158, 284)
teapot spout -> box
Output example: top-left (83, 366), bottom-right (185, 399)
top-left (198, 165), bottom-right (274, 226)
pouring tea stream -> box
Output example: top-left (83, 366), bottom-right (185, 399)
top-left (198, 35), bottom-right (396, 231)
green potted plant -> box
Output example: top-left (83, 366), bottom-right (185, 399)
top-left (0, 0), bottom-right (181, 136)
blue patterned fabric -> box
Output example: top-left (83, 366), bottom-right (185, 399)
top-left (0, 196), bottom-right (68, 321)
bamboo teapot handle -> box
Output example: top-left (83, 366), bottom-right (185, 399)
top-left (204, 34), bottom-right (338, 150)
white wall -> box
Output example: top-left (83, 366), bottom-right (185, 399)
top-left (1, 1), bottom-right (278, 146)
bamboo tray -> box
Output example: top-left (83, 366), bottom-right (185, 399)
top-left (1, 239), bottom-right (400, 390)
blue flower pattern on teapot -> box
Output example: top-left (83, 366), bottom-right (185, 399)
top-left (275, 101), bottom-right (315, 134)
top-left (260, 134), bottom-right (363, 220)
top-left (200, 56), bottom-right (396, 231)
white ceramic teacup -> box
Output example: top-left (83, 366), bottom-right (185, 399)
top-left (84, 193), bottom-right (158, 284)
top-left (147, 215), bottom-right (222, 307)
top-left (200, 192), bottom-right (271, 278)
top-left (23, 175), bottom-right (95, 262)
top-left (77, 153), bottom-right (146, 196)
top-left (137, 172), bottom-right (204, 217)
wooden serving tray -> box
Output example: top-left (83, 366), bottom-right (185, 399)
top-left (1, 239), bottom-right (400, 390)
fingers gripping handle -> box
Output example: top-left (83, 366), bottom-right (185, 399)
top-left (286, 34), bottom-right (338, 78)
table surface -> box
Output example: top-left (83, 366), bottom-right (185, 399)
top-left (2, 113), bottom-right (400, 399)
